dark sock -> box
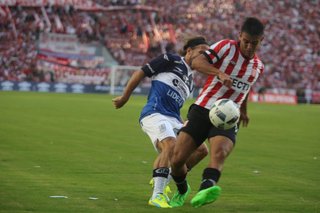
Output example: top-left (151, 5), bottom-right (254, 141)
top-left (171, 173), bottom-right (188, 194)
top-left (153, 167), bottom-right (170, 178)
top-left (199, 168), bottom-right (221, 191)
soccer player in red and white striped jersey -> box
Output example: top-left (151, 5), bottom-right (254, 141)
top-left (170, 17), bottom-right (265, 208)
top-left (196, 38), bottom-right (264, 109)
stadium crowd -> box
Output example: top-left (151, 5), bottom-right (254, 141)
top-left (0, 0), bottom-right (319, 94)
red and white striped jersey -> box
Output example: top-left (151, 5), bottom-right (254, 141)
top-left (195, 39), bottom-right (264, 109)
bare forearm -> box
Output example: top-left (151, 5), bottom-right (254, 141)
top-left (192, 54), bottom-right (232, 88)
top-left (239, 94), bottom-right (249, 127)
top-left (122, 70), bottom-right (145, 99)
top-left (240, 94), bottom-right (248, 115)
top-left (113, 70), bottom-right (146, 109)
top-left (192, 54), bottom-right (221, 76)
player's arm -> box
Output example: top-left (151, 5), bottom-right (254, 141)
top-left (112, 70), bottom-right (146, 109)
top-left (239, 94), bottom-right (249, 127)
top-left (191, 54), bottom-right (232, 88)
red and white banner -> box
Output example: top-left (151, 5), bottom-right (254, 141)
top-left (249, 92), bottom-right (297, 105)
top-left (38, 33), bottom-right (105, 68)
top-left (37, 54), bottom-right (70, 66)
top-left (39, 33), bottom-right (96, 56)
top-left (37, 60), bottom-right (110, 73)
top-left (37, 60), bottom-right (111, 85)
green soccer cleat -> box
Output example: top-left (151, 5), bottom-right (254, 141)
top-left (149, 178), bottom-right (171, 202)
top-left (148, 194), bottom-right (172, 208)
top-left (190, 185), bottom-right (221, 208)
top-left (169, 184), bottom-right (191, 207)
top-left (164, 183), bottom-right (172, 197)
top-left (149, 178), bottom-right (154, 186)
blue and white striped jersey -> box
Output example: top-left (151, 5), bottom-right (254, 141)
top-left (139, 53), bottom-right (194, 122)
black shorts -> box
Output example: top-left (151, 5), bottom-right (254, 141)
top-left (180, 104), bottom-right (237, 147)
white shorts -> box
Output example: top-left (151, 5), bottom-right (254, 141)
top-left (140, 113), bottom-right (183, 152)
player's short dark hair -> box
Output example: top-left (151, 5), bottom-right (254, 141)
top-left (241, 17), bottom-right (264, 36)
top-left (180, 36), bottom-right (208, 56)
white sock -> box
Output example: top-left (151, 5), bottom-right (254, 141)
top-left (166, 168), bottom-right (172, 185)
top-left (152, 177), bottom-right (167, 199)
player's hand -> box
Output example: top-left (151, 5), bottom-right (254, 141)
top-left (238, 112), bottom-right (249, 127)
top-left (218, 72), bottom-right (232, 88)
top-left (112, 96), bottom-right (129, 109)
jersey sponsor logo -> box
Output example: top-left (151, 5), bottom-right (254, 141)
top-left (171, 67), bottom-right (193, 92)
top-left (172, 79), bottom-right (179, 86)
top-left (167, 89), bottom-right (184, 107)
top-left (172, 78), bottom-right (189, 98)
top-left (231, 77), bottom-right (250, 92)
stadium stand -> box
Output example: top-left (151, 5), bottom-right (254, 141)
top-left (0, 0), bottom-right (319, 102)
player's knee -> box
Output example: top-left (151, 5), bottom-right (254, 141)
top-left (213, 148), bottom-right (230, 161)
top-left (158, 138), bottom-right (175, 153)
top-left (197, 144), bottom-right (209, 158)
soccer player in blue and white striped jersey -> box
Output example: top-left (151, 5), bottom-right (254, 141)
top-left (113, 37), bottom-right (209, 208)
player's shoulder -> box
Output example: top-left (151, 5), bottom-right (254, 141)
top-left (150, 53), bottom-right (181, 65)
top-left (216, 39), bottom-right (235, 45)
top-left (162, 52), bottom-right (181, 61)
top-left (254, 55), bottom-right (265, 73)
top-left (212, 39), bottom-right (234, 50)
top-left (254, 55), bottom-right (264, 65)
top-left (229, 39), bottom-right (238, 46)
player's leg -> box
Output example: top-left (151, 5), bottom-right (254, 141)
top-left (151, 137), bottom-right (174, 199)
top-left (155, 137), bottom-right (175, 167)
top-left (171, 131), bottom-right (198, 184)
top-left (191, 135), bottom-right (234, 208)
top-left (170, 104), bottom-right (211, 207)
top-left (186, 143), bottom-right (208, 171)
top-left (148, 138), bottom-right (174, 208)
top-left (169, 131), bottom-right (197, 207)
top-left (148, 148), bottom-right (172, 205)
top-left (140, 114), bottom-right (177, 208)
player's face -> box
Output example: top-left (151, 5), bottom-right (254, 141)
top-left (186, 44), bottom-right (209, 65)
top-left (239, 32), bottom-right (263, 59)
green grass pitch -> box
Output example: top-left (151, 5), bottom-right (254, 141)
top-left (0, 91), bottom-right (319, 213)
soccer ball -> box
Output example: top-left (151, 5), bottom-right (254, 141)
top-left (209, 99), bottom-right (240, 130)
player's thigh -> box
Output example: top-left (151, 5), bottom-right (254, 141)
top-left (180, 104), bottom-right (212, 147)
top-left (172, 131), bottom-right (199, 166)
top-left (157, 136), bottom-right (175, 153)
top-left (208, 124), bottom-right (237, 144)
